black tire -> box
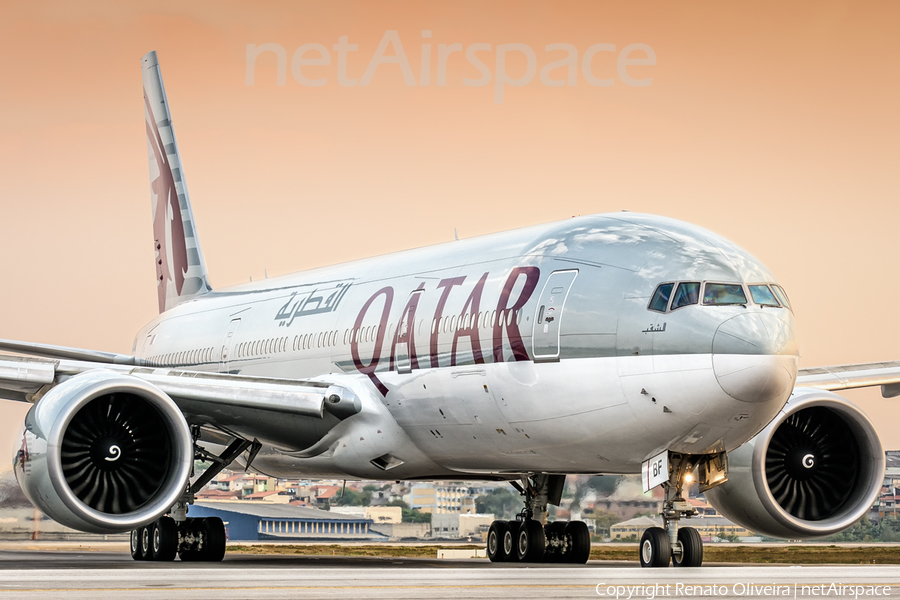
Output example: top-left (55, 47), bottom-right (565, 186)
top-left (487, 520), bottom-right (509, 562)
top-left (516, 519), bottom-right (546, 562)
top-left (200, 516), bottom-right (227, 562)
top-left (130, 529), bottom-right (144, 561)
top-left (501, 523), bottom-right (517, 562)
top-left (565, 520), bottom-right (591, 564)
top-left (673, 527), bottom-right (703, 567)
top-left (178, 518), bottom-right (201, 562)
top-left (151, 517), bottom-right (178, 561)
top-left (140, 525), bottom-right (152, 560)
top-left (639, 527), bottom-right (671, 568)
top-left (543, 521), bottom-right (566, 562)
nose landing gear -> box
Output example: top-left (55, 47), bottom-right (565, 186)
top-left (485, 474), bottom-right (592, 564)
top-left (639, 452), bottom-right (710, 568)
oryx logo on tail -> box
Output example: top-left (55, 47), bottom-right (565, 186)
top-left (142, 51), bottom-right (212, 313)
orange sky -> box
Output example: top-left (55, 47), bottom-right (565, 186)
top-left (1, 1), bottom-right (899, 447)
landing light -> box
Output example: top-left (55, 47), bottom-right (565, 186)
top-left (684, 473), bottom-right (693, 483)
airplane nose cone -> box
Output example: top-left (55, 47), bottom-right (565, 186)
top-left (713, 311), bottom-right (798, 403)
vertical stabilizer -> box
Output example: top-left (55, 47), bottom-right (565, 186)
top-left (142, 51), bottom-right (212, 313)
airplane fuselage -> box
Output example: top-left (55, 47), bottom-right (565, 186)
top-left (134, 212), bottom-right (798, 480)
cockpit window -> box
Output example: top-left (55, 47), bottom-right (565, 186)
top-left (771, 285), bottom-right (792, 310)
top-left (748, 284), bottom-right (780, 307)
top-left (703, 283), bottom-right (747, 305)
top-left (671, 282), bottom-right (700, 309)
top-left (648, 283), bottom-right (674, 312)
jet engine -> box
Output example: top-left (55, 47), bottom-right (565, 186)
top-left (705, 388), bottom-right (884, 539)
top-left (13, 370), bottom-right (193, 533)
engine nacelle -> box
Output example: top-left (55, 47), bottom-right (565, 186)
top-left (13, 370), bottom-right (193, 533)
top-left (705, 388), bottom-right (884, 539)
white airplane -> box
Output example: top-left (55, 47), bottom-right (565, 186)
top-left (2, 51), bottom-right (898, 567)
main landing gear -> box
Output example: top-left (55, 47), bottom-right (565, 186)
top-left (129, 515), bottom-right (226, 562)
top-left (486, 474), bottom-right (592, 564)
top-left (128, 430), bottom-right (259, 562)
top-left (639, 453), bottom-right (706, 568)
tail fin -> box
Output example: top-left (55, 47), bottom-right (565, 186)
top-left (142, 51), bottom-right (212, 313)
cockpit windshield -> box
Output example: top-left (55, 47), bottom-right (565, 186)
top-left (771, 285), bottom-right (791, 309)
top-left (671, 282), bottom-right (700, 309)
top-left (703, 283), bottom-right (747, 305)
top-left (748, 284), bottom-right (779, 307)
top-left (648, 283), bottom-right (674, 312)
top-left (648, 281), bottom-right (791, 313)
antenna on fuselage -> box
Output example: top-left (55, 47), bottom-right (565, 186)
top-left (454, 228), bottom-right (459, 241)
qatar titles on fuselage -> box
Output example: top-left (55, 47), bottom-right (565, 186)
top-left (135, 212), bottom-right (798, 480)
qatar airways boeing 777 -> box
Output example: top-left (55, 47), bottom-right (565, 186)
top-left (2, 51), bottom-right (898, 567)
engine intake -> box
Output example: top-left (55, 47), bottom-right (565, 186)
top-left (14, 370), bottom-right (192, 533)
top-left (705, 388), bottom-right (884, 539)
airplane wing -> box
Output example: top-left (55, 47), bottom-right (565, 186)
top-left (0, 338), bottom-right (359, 420)
top-left (0, 338), bottom-right (135, 365)
top-left (796, 360), bottom-right (900, 397)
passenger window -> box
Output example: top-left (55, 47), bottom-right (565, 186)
top-left (749, 285), bottom-right (780, 307)
top-left (703, 283), bottom-right (747, 305)
top-left (772, 285), bottom-right (792, 310)
top-left (648, 283), bottom-right (674, 312)
top-left (671, 282), bottom-right (700, 310)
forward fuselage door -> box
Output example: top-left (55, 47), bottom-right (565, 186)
top-left (532, 269), bottom-right (578, 362)
top-left (219, 318), bottom-right (241, 373)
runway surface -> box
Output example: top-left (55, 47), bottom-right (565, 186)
top-left (1, 550), bottom-right (900, 599)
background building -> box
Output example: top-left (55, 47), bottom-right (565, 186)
top-left (188, 501), bottom-right (379, 542)
top-left (610, 516), bottom-right (750, 541)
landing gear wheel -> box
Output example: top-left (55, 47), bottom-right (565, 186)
top-left (516, 519), bottom-right (546, 563)
top-left (199, 516), bottom-right (227, 561)
top-left (639, 527), bottom-right (671, 568)
top-left (565, 520), bottom-right (591, 564)
top-left (140, 525), bottom-right (152, 560)
top-left (151, 517), bottom-right (178, 561)
top-left (501, 523), bottom-right (516, 562)
top-left (673, 527), bottom-right (703, 567)
top-left (544, 521), bottom-right (566, 562)
top-left (487, 521), bottom-right (510, 562)
top-left (178, 518), bottom-right (202, 562)
top-left (130, 528), bottom-right (145, 561)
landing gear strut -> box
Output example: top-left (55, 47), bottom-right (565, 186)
top-left (129, 431), bottom-right (256, 562)
top-left (486, 474), bottom-right (592, 564)
top-left (639, 453), bottom-right (707, 568)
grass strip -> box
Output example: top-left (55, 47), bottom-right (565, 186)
top-left (229, 544), bottom-right (900, 564)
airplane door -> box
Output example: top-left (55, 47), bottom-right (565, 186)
top-left (396, 289), bottom-right (423, 374)
top-left (532, 270), bottom-right (578, 362)
top-left (219, 318), bottom-right (241, 373)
